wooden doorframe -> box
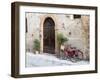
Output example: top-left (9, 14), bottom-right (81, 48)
top-left (43, 17), bottom-right (55, 54)
top-left (40, 15), bottom-right (58, 54)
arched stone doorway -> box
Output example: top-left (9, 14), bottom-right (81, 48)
top-left (43, 17), bottom-right (55, 54)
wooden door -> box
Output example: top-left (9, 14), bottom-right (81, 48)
top-left (43, 17), bottom-right (55, 54)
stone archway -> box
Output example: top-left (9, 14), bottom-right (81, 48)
top-left (40, 14), bottom-right (58, 54)
top-left (43, 17), bottom-right (55, 54)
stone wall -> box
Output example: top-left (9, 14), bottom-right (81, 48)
top-left (25, 13), bottom-right (89, 59)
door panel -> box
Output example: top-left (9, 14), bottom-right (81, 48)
top-left (43, 17), bottom-right (55, 54)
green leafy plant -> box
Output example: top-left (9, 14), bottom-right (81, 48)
top-left (57, 33), bottom-right (68, 45)
top-left (34, 39), bottom-right (40, 51)
top-left (57, 33), bottom-right (68, 54)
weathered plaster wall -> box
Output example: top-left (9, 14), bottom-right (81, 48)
top-left (81, 16), bottom-right (90, 59)
top-left (26, 13), bottom-right (89, 59)
top-left (26, 13), bottom-right (42, 52)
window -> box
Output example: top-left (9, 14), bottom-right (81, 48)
top-left (74, 15), bottom-right (81, 19)
top-left (26, 17), bottom-right (28, 33)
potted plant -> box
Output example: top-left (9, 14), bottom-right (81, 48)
top-left (34, 39), bottom-right (40, 54)
top-left (57, 33), bottom-right (68, 57)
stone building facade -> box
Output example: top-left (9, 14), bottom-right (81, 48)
top-left (25, 13), bottom-right (89, 60)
